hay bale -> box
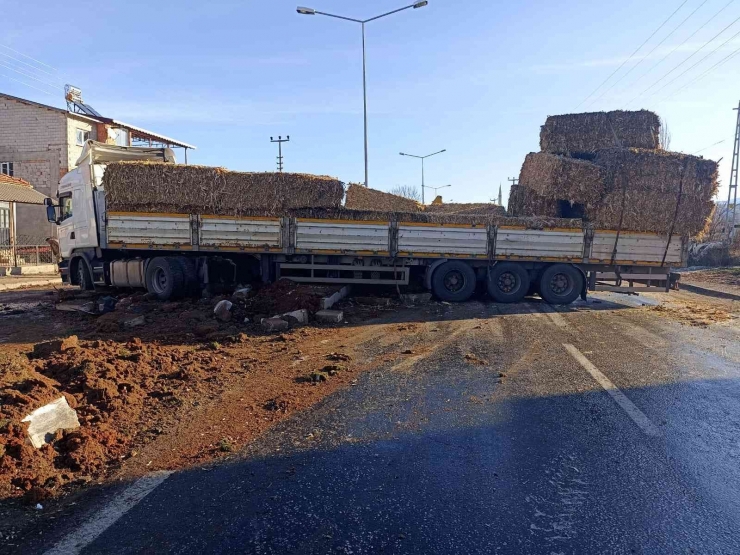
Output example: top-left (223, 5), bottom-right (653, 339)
top-left (507, 185), bottom-right (560, 218)
top-left (518, 152), bottom-right (605, 205)
top-left (540, 110), bottom-right (661, 156)
top-left (585, 149), bottom-right (718, 236)
top-left (288, 207), bottom-right (579, 229)
top-left (102, 162), bottom-right (344, 215)
top-left (424, 203), bottom-right (507, 217)
top-left (344, 184), bottom-right (422, 213)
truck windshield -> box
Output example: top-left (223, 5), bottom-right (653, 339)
top-left (60, 196), bottom-right (73, 221)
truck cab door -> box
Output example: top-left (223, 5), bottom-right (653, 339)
top-left (57, 193), bottom-right (75, 258)
top-left (72, 186), bottom-right (90, 246)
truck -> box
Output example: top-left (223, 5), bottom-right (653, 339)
top-left (46, 141), bottom-right (685, 305)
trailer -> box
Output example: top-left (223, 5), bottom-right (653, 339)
top-left (46, 142), bottom-right (685, 305)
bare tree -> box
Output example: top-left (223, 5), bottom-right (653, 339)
top-left (389, 185), bottom-right (421, 202)
top-left (659, 121), bottom-right (671, 150)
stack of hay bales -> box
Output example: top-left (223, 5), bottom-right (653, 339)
top-left (344, 183), bottom-right (422, 213)
top-left (103, 162), bottom-right (344, 215)
top-left (511, 110), bottom-right (718, 237)
top-left (425, 202), bottom-right (507, 217)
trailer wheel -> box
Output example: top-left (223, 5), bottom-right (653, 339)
top-left (145, 257), bottom-right (185, 300)
top-left (75, 259), bottom-right (94, 291)
top-left (538, 264), bottom-right (583, 305)
top-left (431, 261), bottom-right (477, 302)
top-left (172, 257), bottom-right (198, 296)
top-left (487, 263), bottom-right (530, 303)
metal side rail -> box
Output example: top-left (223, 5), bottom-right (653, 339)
top-left (589, 270), bottom-right (672, 294)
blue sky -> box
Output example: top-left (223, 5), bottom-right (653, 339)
top-left (2, 0), bottom-right (738, 206)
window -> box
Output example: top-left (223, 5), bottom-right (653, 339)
top-left (75, 129), bottom-right (90, 146)
top-left (60, 195), bottom-right (73, 222)
top-left (0, 202), bottom-right (9, 229)
top-left (0, 162), bottom-right (13, 176)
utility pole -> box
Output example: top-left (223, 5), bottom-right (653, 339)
top-left (508, 177), bottom-right (519, 187)
top-left (270, 135), bottom-right (290, 172)
top-left (729, 101), bottom-right (740, 238)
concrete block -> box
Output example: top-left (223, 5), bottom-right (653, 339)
top-left (320, 286), bottom-right (351, 310)
top-left (213, 300), bottom-right (233, 322)
top-left (124, 315), bottom-right (146, 328)
top-left (282, 309), bottom-right (309, 325)
top-left (315, 310), bottom-right (344, 324)
top-left (262, 317), bottom-right (290, 332)
top-left (21, 397), bottom-right (80, 448)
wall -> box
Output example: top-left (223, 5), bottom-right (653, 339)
top-left (66, 116), bottom-right (98, 171)
top-left (0, 96), bottom-right (67, 241)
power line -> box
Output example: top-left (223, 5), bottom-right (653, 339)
top-left (662, 41), bottom-right (740, 101)
top-left (0, 44), bottom-right (58, 71)
top-left (0, 61), bottom-right (61, 91)
top-left (606, 0), bottom-right (710, 100)
top-left (575, 0), bottom-right (689, 109)
top-left (0, 50), bottom-right (61, 80)
top-left (621, 0), bottom-right (733, 99)
top-left (691, 138), bottom-right (728, 154)
top-left (0, 73), bottom-right (54, 96)
top-left (627, 12), bottom-right (740, 105)
top-left (650, 25), bottom-right (740, 97)
top-left (587, 0), bottom-right (691, 107)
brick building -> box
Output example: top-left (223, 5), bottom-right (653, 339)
top-left (0, 91), bottom-right (194, 243)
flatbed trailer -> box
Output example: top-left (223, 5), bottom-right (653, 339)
top-left (47, 142), bottom-right (685, 305)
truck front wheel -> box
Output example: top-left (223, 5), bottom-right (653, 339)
top-left (431, 261), bottom-right (477, 302)
top-left (75, 260), bottom-right (94, 291)
top-left (487, 262), bottom-right (530, 303)
top-left (538, 264), bottom-right (583, 305)
top-left (145, 257), bottom-right (185, 300)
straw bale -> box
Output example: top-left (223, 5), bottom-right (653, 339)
top-left (507, 185), bottom-right (560, 218)
top-left (102, 162), bottom-right (344, 215)
top-left (344, 184), bottom-right (422, 213)
top-left (540, 110), bottom-right (661, 156)
top-left (424, 203), bottom-right (507, 217)
top-left (584, 148), bottom-right (717, 236)
top-left (518, 152), bottom-right (604, 205)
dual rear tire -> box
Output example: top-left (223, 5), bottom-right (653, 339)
top-left (145, 257), bottom-right (198, 300)
top-left (431, 261), bottom-right (584, 305)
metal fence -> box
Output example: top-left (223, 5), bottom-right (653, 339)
top-left (0, 234), bottom-right (56, 266)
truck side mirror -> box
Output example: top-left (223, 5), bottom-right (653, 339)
top-left (45, 199), bottom-right (58, 224)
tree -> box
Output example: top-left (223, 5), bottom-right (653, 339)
top-left (389, 185), bottom-right (421, 202)
top-left (659, 121), bottom-right (671, 150)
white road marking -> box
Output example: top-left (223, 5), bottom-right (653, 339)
top-left (44, 471), bottom-right (172, 555)
top-left (563, 344), bottom-right (661, 438)
top-left (539, 307), bottom-right (568, 328)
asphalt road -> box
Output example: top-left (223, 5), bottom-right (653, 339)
top-left (20, 292), bottom-right (740, 554)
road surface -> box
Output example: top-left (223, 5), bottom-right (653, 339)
top-left (16, 291), bottom-right (740, 554)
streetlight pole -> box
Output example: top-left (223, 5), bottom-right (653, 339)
top-left (425, 183), bottom-right (451, 202)
top-left (298, 2), bottom-right (429, 189)
top-left (399, 149), bottom-right (446, 205)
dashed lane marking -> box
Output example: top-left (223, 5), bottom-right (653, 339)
top-left (538, 305), bottom-right (568, 328)
top-left (44, 471), bottom-right (173, 555)
top-left (563, 344), bottom-right (661, 438)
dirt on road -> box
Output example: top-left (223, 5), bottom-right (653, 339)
top-left (1, 282), bottom-right (738, 546)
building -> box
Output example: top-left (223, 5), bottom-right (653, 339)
top-left (0, 173), bottom-right (49, 266)
top-left (0, 90), bottom-right (194, 243)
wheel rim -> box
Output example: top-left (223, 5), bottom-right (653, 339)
top-left (497, 271), bottom-right (520, 294)
top-left (151, 267), bottom-right (168, 295)
top-left (444, 270), bottom-right (465, 293)
top-left (549, 272), bottom-right (574, 297)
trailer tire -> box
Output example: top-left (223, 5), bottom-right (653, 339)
top-left (74, 259), bottom-right (94, 291)
top-left (431, 261), bottom-right (477, 302)
top-left (145, 257), bottom-right (185, 300)
top-left (539, 264), bottom-right (583, 305)
top-left (172, 257), bottom-right (198, 296)
top-left (487, 263), bottom-right (530, 303)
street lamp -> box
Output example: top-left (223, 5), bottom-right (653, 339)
top-left (425, 183), bottom-right (451, 201)
top-left (298, 2), bottom-right (429, 189)
top-left (399, 149), bottom-right (446, 205)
